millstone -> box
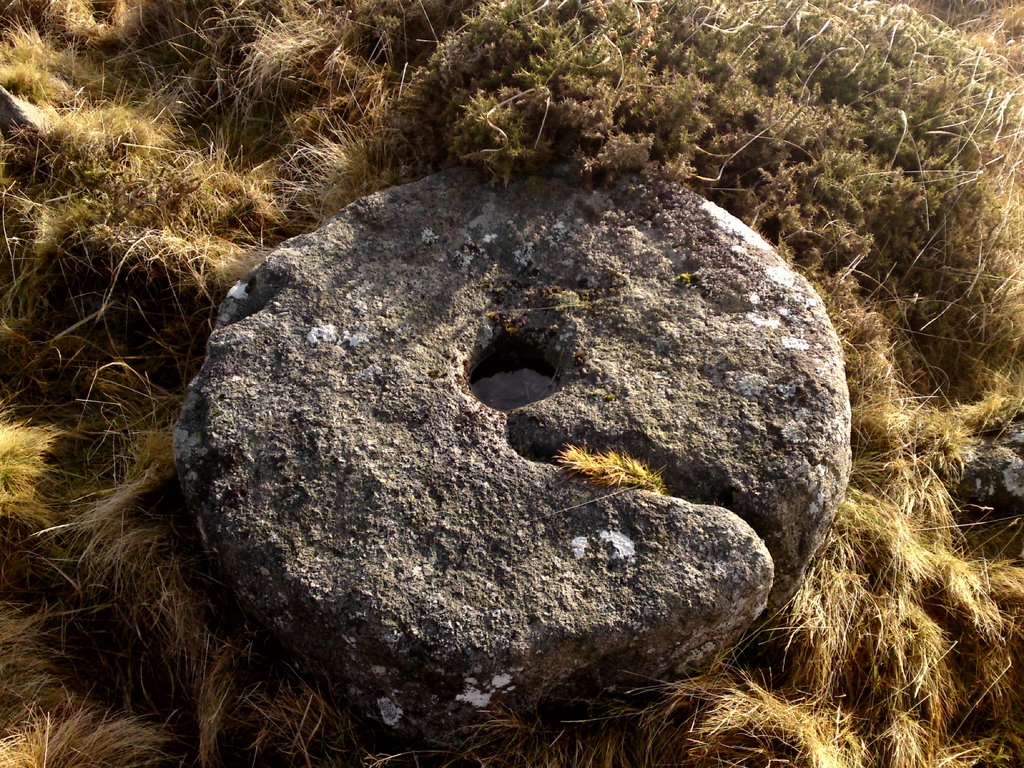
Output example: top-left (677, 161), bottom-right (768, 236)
top-left (174, 168), bottom-right (851, 742)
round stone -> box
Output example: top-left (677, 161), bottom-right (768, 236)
top-left (174, 168), bottom-right (851, 742)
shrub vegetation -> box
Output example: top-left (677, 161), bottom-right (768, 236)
top-left (3, 0), bottom-right (1024, 765)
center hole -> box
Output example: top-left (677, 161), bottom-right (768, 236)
top-left (470, 343), bottom-right (557, 412)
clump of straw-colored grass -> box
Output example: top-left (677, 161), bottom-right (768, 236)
top-left (556, 444), bottom-right (668, 495)
top-left (0, 415), bottom-right (53, 510)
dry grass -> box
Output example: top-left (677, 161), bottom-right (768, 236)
top-left (3, 0), bottom-right (1024, 765)
top-left (0, 708), bottom-right (170, 768)
top-left (556, 445), bottom-right (668, 495)
top-left (0, 415), bottom-right (53, 509)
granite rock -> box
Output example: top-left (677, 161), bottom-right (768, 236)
top-left (175, 168), bottom-right (851, 741)
top-left (960, 427), bottom-right (1024, 514)
top-left (0, 86), bottom-right (47, 136)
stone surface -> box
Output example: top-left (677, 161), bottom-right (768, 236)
top-left (174, 168), bottom-right (851, 741)
top-left (0, 87), bottom-right (47, 136)
top-left (960, 427), bottom-right (1024, 515)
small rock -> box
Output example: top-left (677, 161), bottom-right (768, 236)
top-left (0, 86), bottom-right (47, 136)
top-left (959, 430), bottom-right (1024, 513)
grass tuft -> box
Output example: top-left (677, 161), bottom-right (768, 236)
top-left (0, 414), bottom-right (53, 510)
top-left (556, 444), bottom-right (668, 495)
top-left (0, 707), bottom-right (170, 767)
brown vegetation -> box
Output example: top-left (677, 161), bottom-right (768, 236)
top-left (3, 0), bottom-right (1024, 765)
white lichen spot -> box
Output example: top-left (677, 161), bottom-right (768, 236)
top-left (571, 536), bottom-right (589, 559)
top-left (420, 228), bottom-right (440, 245)
top-left (802, 293), bottom-right (822, 310)
top-left (701, 199), bottom-right (773, 251)
top-left (781, 336), bottom-right (810, 351)
top-left (513, 242), bottom-right (534, 267)
top-left (1003, 457), bottom-right (1024, 497)
top-left (776, 381), bottom-right (798, 399)
top-left (377, 696), bottom-right (403, 727)
top-left (356, 364), bottom-right (382, 382)
top-left (782, 421), bottom-right (808, 444)
top-left (456, 681), bottom-right (492, 708)
top-left (491, 673), bottom-right (513, 689)
top-left (306, 324), bottom-right (338, 345)
top-left (806, 465), bottom-right (829, 518)
top-left (227, 280), bottom-right (249, 300)
top-left (748, 293), bottom-right (761, 305)
top-left (746, 312), bottom-right (781, 329)
top-left (680, 640), bottom-right (718, 668)
top-left (173, 425), bottom-right (204, 458)
top-left (551, 220), bottom-right (568, 237)
top-left (342, 327), bottom-right (370, 347)
top-left (483, 233), bottom-right (498, 244)
top-left (599, 530), bottom-right (636, 563)
top-left (765, 265), bottom-right (796, 289)
top-left (736, 373), bottom-right (767, 397)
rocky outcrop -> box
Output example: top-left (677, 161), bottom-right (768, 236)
top-left (175, 168), bottom-right (851, 741)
